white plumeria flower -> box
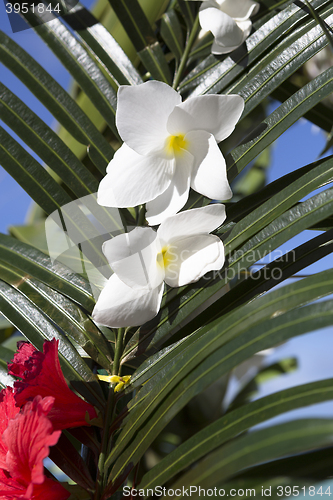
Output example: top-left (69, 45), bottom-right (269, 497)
top-left (92, 204), bottom-right (226, 328)
top-left (195, 0), bottom-right (259, 55)
top-left (97, 81), bottom-right (243, 225)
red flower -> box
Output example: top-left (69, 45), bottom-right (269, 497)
top-left (8, 339), bottom-right (97, 431)
top-left (0, 388), bottom-right (19, 470)
top-left (0, 395), bottom-right (70, 500)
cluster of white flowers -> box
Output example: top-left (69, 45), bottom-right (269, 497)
top-left (91, 0), bottom-right (254, 327)
top-left (92, 80), bottom-right (244, 328)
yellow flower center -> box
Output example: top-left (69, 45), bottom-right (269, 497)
top-left (156, 245), bottom-right (171, 269)
top-left (165, 134), bottom-right (188, 156)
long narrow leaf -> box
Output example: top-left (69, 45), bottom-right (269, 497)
top-left (0, 233), bottom-right (94, 311)
top-left (123, 186), bottom-right (333, 360)
top-left (171, 419), bottom-right (333, 493)
top-left (62, 3), bottom-right (143, 86)
top-left (0, 280), bottom-right (105, 408)
top-left (140, 378), bottom-right (333, 489)
top-left (20, 10), bottom-right (118, 133)
top-left (0, 30), bottom-right (114, 171)
top-left (227, 65), bottom-right (333, 183)
top-left (108, 300), bottom-right (333, 479)
top-left (180, 0), bottom-right (330, 95)
top-left (0, 82), bottom-right (99, 198)
top-left (0, 261), bottom-right (113, 370)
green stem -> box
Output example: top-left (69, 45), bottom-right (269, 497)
top-left (112, 327), bottom-right (125, 376)
top-left (94, 389), bottom-right (115, 500)
top-left (173, 13), bottom-right (200, 90)
top-left (94, 328), bottom-right (125, 499)
top-left (137, 204), bottom-right (146, 226)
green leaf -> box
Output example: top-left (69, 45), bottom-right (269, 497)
top-left (107, 296), bottom-right (333, 477)
top-left (171, 419), bottom-right (333, 493)
top-left (0, 30), bottom-right (113, 171)
top-left (20, 10), bottom-right (118, 134)
top-left (235, 445), bottom-right (333, 480)
top-left (0, 127), bottom-right (109, 272)
top-left (160, 10), bottom-right (184, 62)
top-left (227, 65), bottom-right (333, 183)
top-left (0, 126), bottom-right (72, 214)
top-left (225, 154), bottom-right (333, 253)
top-left (0, 316), bottom-right (12, 332)
top-left (304, 0), bottom-right (333, 51)
top-left (137, 42), bottom-right (172, 83)
top-left (0, 280), bottom-right (105, 409)
top-left (130, 268), bottom-right (333, 395)
top-left (62, 3), bottom-right (143, 86)
top-left (225, 357), bottom-right (297, 411)
top-left (272, 79), bottom-right (333, 132)
top-left (0, 233), bottom-right (94, 311)
top-left (232, 7), bottom-right (333, 119)
top-left (226, 154), bottom-right (333, 223)
top-left (177, 0), bottom-right (196, 30)
top-left (188, 228), bottom-right (333, 335)
top-left (180, 0), bottom-right (330, 94)
top-left (49, 433), bottom-right (95, 491)
top-left (140, 378), bottom-right (333, 489)
top-left (123, 185), bottom-right (333, 361)
top-left (0, 82), bottom-right (99, 198)
top-left (107, 0), bottom-right (158, 51)
top-left (0, 260), bottom-right (113, 370)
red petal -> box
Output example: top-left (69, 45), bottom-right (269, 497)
top-left (8, 342), bottom-right (41, 380)
top-left (0, 469), bottom-right (70, 500)
top-left (0, 387), bottom-right (20, 470)
top-left (13, 339), bottom-right (97, 430)
top-left (30, 478), bottom-right (70, 500)
top-left (2, 395), bottom-right (60, 487)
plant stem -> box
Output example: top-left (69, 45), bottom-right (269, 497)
top-left (173, 13), bottom-right (200, 90)
top-left (94, 328), bottom-right (125, 500)
top-left (137, 204), bottom-right (146, 226)
top-left (112, 327), bottom-right (125, 376)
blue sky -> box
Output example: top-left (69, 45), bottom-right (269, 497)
top-left (1, 3), bottom-right (333, 427)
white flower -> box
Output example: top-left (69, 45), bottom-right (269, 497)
top-left (97, 81), bottom-right (243, 225)
top-left (197, 0), bottom-right (259, 55)
top-left (92, 204), bottom-right (226, 328)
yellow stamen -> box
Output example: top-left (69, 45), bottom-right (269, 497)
top-left (97, 374), bottom-right (131, 392)
top-left (165, 134), bottom-right (188, 156)
top-left (114, 382), bottom-right (125, 393)
top-left (156, 245), bottom-right (172, 269)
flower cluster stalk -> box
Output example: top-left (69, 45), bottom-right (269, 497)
top-left (173, 14), bottom-right (200, 89)
top-left (94, 327), bottom-right (125, 500)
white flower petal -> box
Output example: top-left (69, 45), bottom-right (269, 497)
top-left (219, 0), bottom-right (259, 21)
top-left (102, 227), bottom-right (164, 290)
top-left (97, 144), bottom-right (175, 208)
top-left (167, 94), bottom-right (244, 143)
top-left (211, 36), bottom-right (244, 55)
top-left (199, 6), bottom-right (244, 51)
top-left (164, 234), bottom-right (224, 287)
top-left (146, 150), bottom-right (193, 226)
top-left (211, 20), bottom-right (252, 56)
top-left (157, 204), bottom-right (226, 245)
top-left (116, 81), bottom-right (181, 155)
top-left (186, 130), bottom-right (232, 200)
top-left (237, 19), bottom-right (253, 40)
top-left (92, 274), bottom-right (164, 328)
